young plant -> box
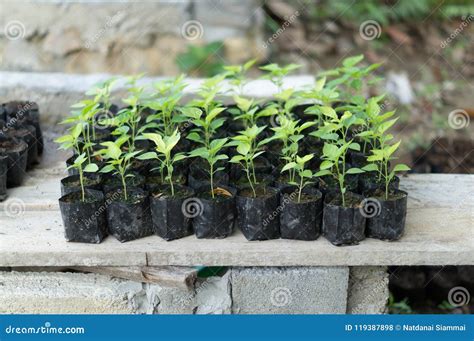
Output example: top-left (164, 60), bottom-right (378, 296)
top-left (188, 138), bottom-right (229, 199)
top-left (137, 129), bottom-right (186, 196)
top-left (181, 105), bottom-right (226, 149)
top-left (303, 77), bottom-right (340, 126)
top-left (357, 96), bottom-right (397, 153)
top-left (66, 153), bottom-right (98, 202)
top-left (231, 96), bottom-right (277, 128)
top-left (281, 154), bottom-right (316, 203)
top-left (86, 77), bottom-right (118, 128)
top-left (364, 141), bottom-right (410, 200)
top-left (229, 125), bottom-right (270, 197)
top-left (312, 107), bottom-right (366, 206)
top-left (271, 116), bottom-right (315, 182)
top-left (260, 63), bottom-right (301, 93)
top-left (55, 121), bottom-right (84, 158)
top-left (316, 141), bottom-right (364, 206)
top-left (95, 136), bottom-right (140, 200)
top-left (144, 75), bottom-right (187, 136)
top-left (224, 59), bottom-right (256, 96)
top-left (320, 55), bottom-right (381, 104)
top-left (113, 86), bottom-right (146, 152)
top-left (60, 102), bottom-right (101, 162)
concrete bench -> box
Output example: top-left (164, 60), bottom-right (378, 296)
top-left (1, 168), bottom-right (472, 314)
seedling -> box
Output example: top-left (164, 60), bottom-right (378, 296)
top-left (181, 104), bottom-right (226, 149)
top-left (320, 55), bottom-right (381, 103)
top-left (271, 116), bottom-right (315, 182)
top-left (224, 59), bottom-right (256, 96)
top-left (364, 141), bottom-right (410, 200)
top-left (55, 121), bottom-right (84, 158)
top-left (357, 96), bottom-right (397, 154)
top-left (281, 154), bottom-right (316, 203)
top-left (137, 129), bottom-right (187, 196)
top-left (59, 102), bottom-right (101, 162)
top-left (86, 77), bottom-right (118, 129)
top-left (95, 136), bottom-right (141, 200)
top-left (303, 77), bottom-right (340, 126)
top-left (188, 138), bottom-right (229, 199)
top-left (312, 107), bottom-right (366, 206)
top-left (66, 153), bottom-right (98, 202)
top-left (260, 63), bottom-right (301, 93)
top-left (231, 96), bottom-right (277, 128)
top-left (229, 125), bottom-right (271, 197)
top-left (144, 75), bottom-right (187, 135)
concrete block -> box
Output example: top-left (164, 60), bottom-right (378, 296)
top-left (347, 266), bottom-right (389, 314)
top-left (195, 271), bottom-right (232, 314)
top-left (0, 271), bottom-right (152, 314)
top-left (147, 284), bottom-right (196, 314)
top-left (230, 267), bottom-right (349, 314)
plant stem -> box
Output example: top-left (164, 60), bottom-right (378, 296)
top-left (79, 167), bottom-right (85, 202)
top-left (167, 158), bottom-right (174, 197)
top-left (246, 166), bottom-right (256, 198)
top-left (121, 171), bottom-right (128, 201)
top-left (298, 175), bottom-right (303, 203)
top-left (210, 161), bottom-right (214, 199)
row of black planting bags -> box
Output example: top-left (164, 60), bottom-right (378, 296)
top-left (0, 101), bottom-right (43, 201)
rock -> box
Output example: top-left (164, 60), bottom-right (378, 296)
top-left (385, 72), bottom-right (415, 105)
top-left (43, 27), bottom-right (83, 56)
top-left (224, 37), bottom-right (254, 64)
top-left (195, 271), bottom-right (232, 314)
top-left (2, 40), bottom-right (41, 71)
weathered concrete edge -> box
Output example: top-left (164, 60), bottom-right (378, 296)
top-left (2, 250), bottom-right (472, 267)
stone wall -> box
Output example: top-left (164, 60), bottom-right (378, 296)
top-left (0, 0), bottom-right (265, 75)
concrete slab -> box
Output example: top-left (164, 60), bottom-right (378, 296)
top-left (0, 174), bottom-right (472, 267)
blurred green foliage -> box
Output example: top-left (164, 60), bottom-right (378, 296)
top-left (176, 42), bottom-right (225, 77)
top-left (305, 0), bottom-right (474, 25)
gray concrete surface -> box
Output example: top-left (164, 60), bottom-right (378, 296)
top-left (346, 267), bottom-right (389, 314)
top-left (230, 267), bottom-right (349, 314)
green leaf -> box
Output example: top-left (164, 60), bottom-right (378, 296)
top-left (362, 163), bottom-right (378, 172)
top-left (320, 106), bottom-right (338, 119)
top-left (315, 169), bottom-right (331, 177)
top-left (320, 160), bottom-right (334, 170)
top-left (346, 168), bottom-right (365, 174)
top-left (100, 165), bottom-right (115, 173)
top-left (83, 163), bottom-right (99, 173)
top-left (342, 55), bottom-right (364, 68)
top-left (137, 151), bottom-right (158, 160)
top-left (393, 164), bottom-right (411, 172)
top-left (281, 162), bottom-right (297, 173)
